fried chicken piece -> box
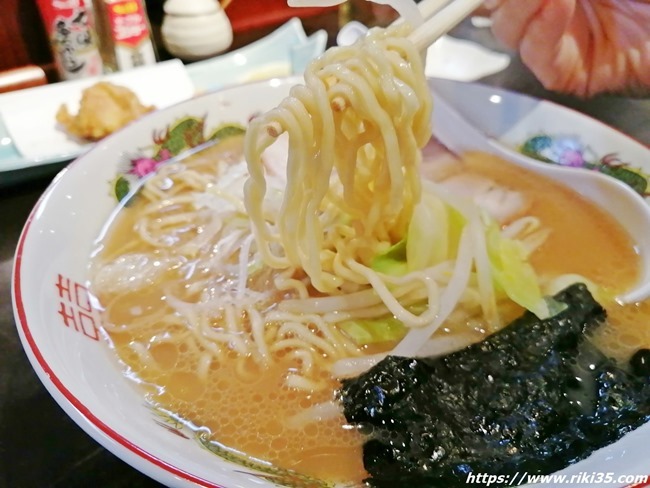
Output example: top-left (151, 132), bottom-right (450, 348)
top-left (56, 81), bottom-right (155, 141)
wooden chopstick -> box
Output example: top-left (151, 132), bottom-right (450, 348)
top-left (408, 0), bottom-right (483, 51)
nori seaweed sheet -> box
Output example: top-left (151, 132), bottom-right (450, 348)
top-left (339, 284), bottom-right (650, 487)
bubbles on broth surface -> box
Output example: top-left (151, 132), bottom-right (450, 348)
top-left (592, 300), bottom-right (650, 363)
top-left (110, 307), bottom-right (366, 482)
top-left (91, 142), bottom-right (647, 485)
top-left (138, 336), bottom-right (366, 482)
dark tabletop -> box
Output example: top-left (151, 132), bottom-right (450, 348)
top-left (1, 16), bottom-right (649, 488)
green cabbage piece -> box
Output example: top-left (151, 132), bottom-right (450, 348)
top-left (339, 316), bottom-right (407, 345)
top-left (487, 223), bottom-right (550, 319)
top-left (371, 195), bottom-right (467, 277)
top-left (370, 240), bottom-right (408, 276)
top-left (370, 193), bottom-right (553, 321)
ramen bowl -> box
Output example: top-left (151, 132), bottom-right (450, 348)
top-left (12, 77), bottom-right (650, 488)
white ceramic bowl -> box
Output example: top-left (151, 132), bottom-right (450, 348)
top-left (12, 77), bottom-right (650, 488)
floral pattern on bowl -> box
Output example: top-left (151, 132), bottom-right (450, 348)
top-left (520, 134), bottom-right (650, 197)
top-left (113, 116), bottom-right (246, 202)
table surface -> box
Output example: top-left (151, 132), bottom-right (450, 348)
top-left (1, 14), bottom-right (650, 488)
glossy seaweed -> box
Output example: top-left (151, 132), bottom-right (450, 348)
top-left (339, 284), bottom-right (650, 487)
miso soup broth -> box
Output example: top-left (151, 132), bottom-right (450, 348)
top-left (90, 135), bottom-right (649, 485)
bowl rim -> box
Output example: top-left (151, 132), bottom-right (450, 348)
top-left (11, 174), bottom-right (226, 488)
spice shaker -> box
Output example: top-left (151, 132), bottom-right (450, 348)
top-left (93, 0), bottom-right (157, 72)
top-left (36, 0), bottom-right (104, 80)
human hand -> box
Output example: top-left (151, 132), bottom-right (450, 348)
top-left (486, 0), bottom-right (650, 97)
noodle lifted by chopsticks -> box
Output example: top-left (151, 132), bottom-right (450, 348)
top-left (244, 25), bottom-right (431, 294)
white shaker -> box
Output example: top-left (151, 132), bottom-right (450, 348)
top-left (161, 0), bottom-right (233, 61)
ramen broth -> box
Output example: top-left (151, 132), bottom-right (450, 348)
top-left (92, 136), bottom-right (648, 484)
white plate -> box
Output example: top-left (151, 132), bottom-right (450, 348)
top-left (424, 35), bottom-right (510, 81)
top-left (186, 17), bottom-right (327, 94)
top-left (12, 76), bottom-right (650, 488)
top-left (0, 60), bottom-right (194, 162)
top-left (0, 60), bottom-right (194, 176)
top-left (0, 18), bottom-right (326, 187)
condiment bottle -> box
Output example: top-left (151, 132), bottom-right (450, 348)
top-left (92, 0), bottom-right (157, 72)
top-left (36, 0), bottom-right (104, 80)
